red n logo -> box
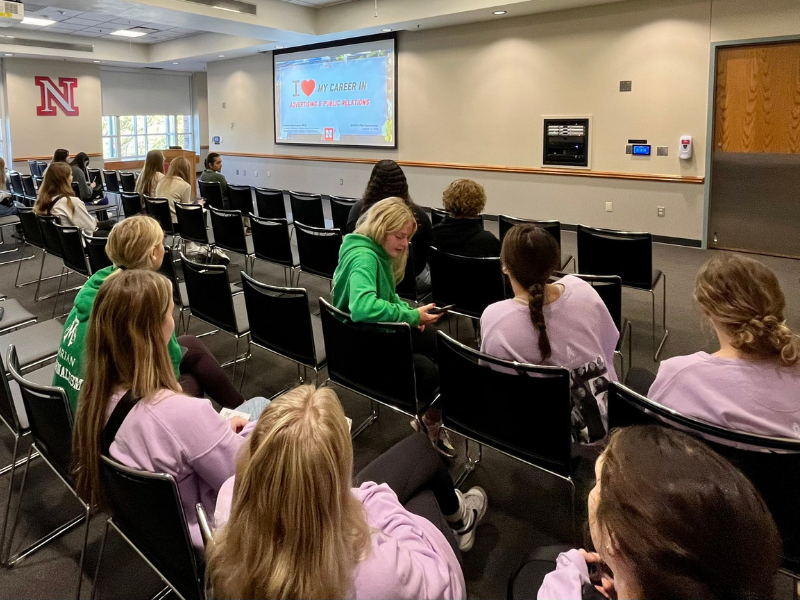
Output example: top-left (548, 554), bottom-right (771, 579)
top-left (35, 76), bottom-right (79, 116)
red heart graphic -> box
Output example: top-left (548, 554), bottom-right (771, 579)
top-left (301, 79), bottom-right (316, 96)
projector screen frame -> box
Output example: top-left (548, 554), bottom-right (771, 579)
top-left (273, 32), bottom-right (398, 150)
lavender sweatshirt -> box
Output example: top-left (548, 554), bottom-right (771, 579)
top-left (106, 389), bottom-right (252, 549)
top-left (536, 549), bottom-right (590, 600)
top-left (649, 352), bottom-right (800, 439)
top-left (215, 479), bottom-right (466, 600)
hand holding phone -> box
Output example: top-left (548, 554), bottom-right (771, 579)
top-left (428, 304), bottom-right (456, 315)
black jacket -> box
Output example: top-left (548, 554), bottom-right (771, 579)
top-left (432, 216), bottom-right (501, 257)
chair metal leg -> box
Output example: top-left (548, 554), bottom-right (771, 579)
top-left (75, 504), bottom-right (92, 600)
top-left (652, 274), bottom-right (669, 361)
top-left (52, 267), bottom-right (67, 319)
top-left (453, 438), bottom-right (483, 488)
top-left (90, 519), bottom-right (109, 600)
top-left (231, 336), bottom-right (239, 385)
top-left (2, 445), bottom-right (32, 565)
top-left (13, 241), bottom-right (27, 287)
top-left (33, 250), bottom-right (47, 301)
top-left (238, 339), bottom-right (251, 393)
top-left (0, 433), bottom-right (21, 563)
top-left (350, 400), bottom-right (379, 439)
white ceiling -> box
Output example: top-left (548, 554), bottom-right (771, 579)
top-left (280, 0), bottom-right (356, 5)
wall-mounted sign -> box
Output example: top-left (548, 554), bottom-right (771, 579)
top-left (35, 76), bottom-right (79, 116)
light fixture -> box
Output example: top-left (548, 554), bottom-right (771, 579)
top-left (382, 28), bottom-right (391, 32)
top-left (4, 53), bottom-right (12, 56)
top-left (93, 60), bottom-right (100, 63)
top-left (173, 61), bottom-right (180, 64)
top-left (492, 10), bottom-right (507, 15)
top-left (110, 29), bottom-right (147, 38)
top-left (218, 54), bottom-right (226, 57)
top-left (275, 45), bottom-right (283, 49)
top-left (20, 17), bottom-right (57, 26)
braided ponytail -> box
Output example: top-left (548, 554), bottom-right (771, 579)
top-left (528, 282), bottom-right (552, 361)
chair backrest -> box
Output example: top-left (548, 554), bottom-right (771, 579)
top-left (174, 203), bottom-right (208, 245)
top-left (196, 503), bottom-right (214, 550)
top-left (577, 225), bottom-right (653, 289)
top-left (101, 169), bottom-right (120, 193)
top-left (241, 273), bottom-right (319, 367)
top-left (100, 456), bottom-right (204, 600)
top-left (37, 214), bottom-right (64, 259)
top-left (395, 242), bottom-right (420, 301)
top-left (120, 192), bottom-right (143, 218)
top-left (607, 382), bottom-right (800, 574)
top-left (17, 206), bottom-right (44, 249)
top-left (33, 175), bottom-right (43, 188)
top-left (36, 161), bottom-right (48, 175)
top-left (227, 184), bottom-right (254, 214)
top-left (180, 253), bottom-right (238, 333)
top-left (158, 245), bottom-right (182, 306)
top-left (430, 207), bottom-right (447, 226)
top-left (564, 273), bottom-right (622, 332)
top-left (21, 174), bottom-right (37, 197)
top-left (0, 349), bottom-right (22, 435)
top-left (83, 231), bottom-right (114, 274)
top-left (198, 180), bottom-right (225, 210)
top-left (250, 214), bottom-right (294, 267)
top-left (294, 222), bottom-right (342, 279)
top-left (27, 160), bottom-right (40, 177)
top-left (144, 197), bottom-right (174, 235)
top-left (329, 196), bottom-right (357, 232)
top-left (71, 181), bottom-right (81, 198)
top-left (119, 172), bottom-right (137, 193)
top-left (9, 171), bottom-right (24, 195)
top-left (209, 207), bottom-right (247, 254)
top-left (6, 345), bottom-right (75, 485)
top-left (55, 223), bottom-right (90, 276)
top-left (319, 298), bottom-right (418, 414)
top-left (437, 331), bottom-right (573, 477)
top-left (429, 246), bottom-right (506, 319)
top-left (289, 191), bottom-right (325, 228)
top-left (254, 187), bottom-right (287, 219)
top-left (498, 215), bottom-right (563, 250)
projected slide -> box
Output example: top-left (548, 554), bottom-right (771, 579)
top-left (274, 36), bottom-right (396, 148)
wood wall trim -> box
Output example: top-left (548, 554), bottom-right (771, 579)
top-left (216, 152), bottom-right (705, 184)
top-left (13, 152), bottom-right (103, 162)
top-left (200, 145), bottom-right (210, 150)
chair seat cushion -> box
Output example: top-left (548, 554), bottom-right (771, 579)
top-left (233, 293), bottom-right (250, 335)
top-left (0, 215), bottom-right (20, 227)
top-left (623, 269), bottom-right (662, 291)
top-left (0, 318), bottom-right (63, 373)
top-left (311, 314), bottom-right (327, 366)
top-left (0, 299), bottom-right (37, 334)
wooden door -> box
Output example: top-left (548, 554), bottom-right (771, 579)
top-left (709, 42), bottom-right (800, 256)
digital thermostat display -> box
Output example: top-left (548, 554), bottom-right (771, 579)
top-left (632, 144), bottom-right (651, 156)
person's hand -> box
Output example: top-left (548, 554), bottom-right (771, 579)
top-left (417, 303), bottom-right (443, 326)
top-left (579, 549), bottom-right (615, 599)
top-left (228, 416), bottom-right (248, 433)
top-left (90, 181), bottom-right (96, 188)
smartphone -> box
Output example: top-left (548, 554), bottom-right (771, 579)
top-left (429, 304), bottom-right (456, 315)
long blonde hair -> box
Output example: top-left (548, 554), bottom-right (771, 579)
top-left (354, 196), bottom-right (417, 282)
top-left (695, 255), bottom-right (800, 365)
top-left (72, 270), bottom-right (179, 507)
top-left (35, 162), bottom-right (75, 216)
top-left (0, 157), bottom-right (6, 188)
top-left (164, 156), bottom-right (191, 185)
top-left (207, 385), bottom-right (371, 599)
top-left (104, 215), bottom-right (163, 271)
top-left (135, 149), bottom-right (165, 196)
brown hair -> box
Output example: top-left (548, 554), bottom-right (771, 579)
top-left (165, 156), bottom-right (191, 185)
top-left (104, 215), bottom-right (164, 271)
top-left (135, 150), bottom-right (165, 197)
top-left (72, 270), bottom-right (179, 508)
top-left (695, 255), bottom-right (800, 365)
top-left (53, 148), bottom-right (69, 163)
top-left (0, 157), bottom-right (5, 188)
top-left (35, 162), bottom-right (76, 216)
top-left (442, 179), bottom-right (487, 219)
top-left (500, 224), bottom-right (560, 361)
top-left (596, 426), bottom-right (781, 600)
top-left (206, 385), bottom-right (371, 599)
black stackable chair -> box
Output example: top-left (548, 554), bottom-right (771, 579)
top-left (20, 175), bottom-right (36, 198)
top-left (209, 207), bottom-right (254, 273)
top-left (37, 214), bottom-right (83, 306)
top-left (429, 246), bottom-right (507, 320)
top-left (158, 245), bottom-right (189, 333)
top-left (577, 225), bottom-right (667, 360)
top-left (144, 196), bottom-right (178, 242)
top-left (94, 457), bottom-right (205, 600)
top-left (319, 298), bottom-right (423, 438)
top-left (5, 346), bottom-right (91, 599)
top-left (240, 273), bottom-right (326, 387)
top-left (396, 243), bottom-right (430, 303)
top-left (119, 172), bottom-right (136, 193)
top-left (430, 207), bottom-right (447, 226)
top-left (174, 202), bottom-right (211, 256)
top-left (120, 191), bottom-right (143, 217)
top-left (36, 161), bottom-right (48, 176)
top-left (607, 382), bottom-right (800, 581)
top-left (289, 191), bottom-right (325, 228)
top-left (227, 184), bottom-right (254, 215)
top-left (254, 187), bottom-right (288, 220)
top-left (294, 222), bottom-right (342, 285)
top-left (199, 180), bottom-right (225, 210)
top-left (14, 207), bottom-right (60, 294)
top-left (100, 169), bottom-right (120, 193)
top-left (8, 172), bottom-right (24, 196)
top-left (249, 214), bottom-right (297, 286)
top-left (499, 215), bottom-right (574, 271)
top-left (82, 230), bottom-right (113, 274)
top-left (71, 181), bottom-right (81, 199)
top-left (27, 160), bottom-right (40, 177)
top-left (329, 195), bottom-right (357, 232)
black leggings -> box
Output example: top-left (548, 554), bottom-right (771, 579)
top-left (355, 432), bottom-right (461, 559)
top-left (411, 326), bottom-right (439, 409)
top-left (177, 335), bottom-right (245, 409)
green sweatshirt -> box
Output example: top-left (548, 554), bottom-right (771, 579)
top-left (199, 169), bottom-right (228, 199)
top-left (331, 234), bottom-right (420, 326)
top-left (53, 266), bottom-right (182, 414)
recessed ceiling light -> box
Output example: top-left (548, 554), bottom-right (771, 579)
top-left (382, 28), bottom-right (392, 32)
top-left (218, 54), bottom-right (226, 58)
top-left (275, 45), bottom-right (283, 49)
top-left (20, 17), bottom-right (56, 26)
top-left (93, 60), bottom-right (100, 63)
top-left (173, 61), bottom-right (180, 64)
top-left (4, 53), bottom-right (12, 56)
top-left (110, 29), bottom-right (147, 38)
top-left (493, 10), bottom-right (507, 15)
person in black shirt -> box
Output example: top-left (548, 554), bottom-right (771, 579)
top-left (432, 179), bottom-right (500, 257)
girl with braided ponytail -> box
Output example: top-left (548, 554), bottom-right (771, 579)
top-left (649, 254), bottom-right (800, 438)
top-left (480, 224), bottom-right (619, 443)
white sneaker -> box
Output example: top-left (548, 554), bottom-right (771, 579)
top-left (453, 486), bottom-right (488, 552)
top-left (210, 247), bottom-right (230, 264)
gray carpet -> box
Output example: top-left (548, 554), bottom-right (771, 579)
top-left (0, 208), bottom-right (796, 599)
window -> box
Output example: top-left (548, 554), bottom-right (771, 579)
top-left (101, 115), bottom-right (193, 160)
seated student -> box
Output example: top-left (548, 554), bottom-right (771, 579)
top-left (346, 160), bottom-right (433, 283)
top-left (208, 385), bottom-right (488, 599)
top-left (33, 162), bottom-right (114, 234)
top-left (51, 148), bottom-right (69, 164)
top-left (432, 179), bottom-right (500, 257)
top-left (535, 425), bottom-right (780, 600)
top-left (480, 224), bottom-right (618, 443)
top-left (0, 157), bottom-right (23, 217)
top-left (69, 151), bottom-right (105, 204)
top-left (72, 269), bottom-right (266, 550)
top-left (134, 149), bottom-right (165, 198)
top-left (199, 152), bottom-right (229, 205)
top-left (648, 255), bottom-right (800, 438)
top-left (53, 215), bottom-right (246, 413)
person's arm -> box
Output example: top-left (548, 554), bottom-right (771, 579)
top-left (73, 169), bottom-right (93, 202)
top-left (348, 256), bottom-right (421, 325)
top-left (217, 173), bottom-right (229, 197)
top-left (537, 549), bottom-right (592, 600)
top-left (180, 181), bottom-right (192, 205)
top-left (70, 198), bottom-right (99, 231)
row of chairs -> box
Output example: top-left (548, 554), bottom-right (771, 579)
top-left (16, 163), bottom-right (136, 195)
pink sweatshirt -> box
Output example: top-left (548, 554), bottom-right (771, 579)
top-left (215, 479), bottom-right (466, 600)
top-left (649, 352), bottom-right (800, 439)
top-left (106, 389), bottom-right (251, 550)
top-left (536, 549), bottom-right (589, 600)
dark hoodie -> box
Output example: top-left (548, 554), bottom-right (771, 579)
top-left (432, 216), bottom-right (501, 257)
